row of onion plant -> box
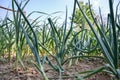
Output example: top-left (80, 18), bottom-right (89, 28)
top-left (0, 0), bottom-right (112, 79)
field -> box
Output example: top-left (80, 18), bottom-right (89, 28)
top-left (0, 0), bottom-right (120, 80)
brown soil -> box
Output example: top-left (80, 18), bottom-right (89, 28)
top-left (0, 57), bottom-right (111, 80)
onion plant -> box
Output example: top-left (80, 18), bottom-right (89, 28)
top-left (0, 15), bottom-right (15, 62)
top-left (74, 0), bottom-right (120, 79)
top-left (39, 9), bottom-right (75, 79)
top-left (2, 18), bottom-right (15, 61)
top-left (0, 19), bottom-right (8, 58)
top-left (12, 0), bottom-right (49, 79)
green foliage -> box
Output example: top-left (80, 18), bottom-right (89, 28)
top-left (1, 0), bottom-right (120, 79)
top-left (73, 1), bottom-right (95, 28)
top-left (12, 0), bottom-right (49, 79)
top-left (0, 16), bottom-right (15, 61)
top-left (0, 20), bottom-right (8, 57)
top-left (75, 0), bottom-right (120, 79)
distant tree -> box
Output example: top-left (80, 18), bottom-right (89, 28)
top-left (73, 1), bottom-right (95, 29)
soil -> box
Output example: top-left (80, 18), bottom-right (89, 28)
top-left (0, 57), bottom-right (111, 80)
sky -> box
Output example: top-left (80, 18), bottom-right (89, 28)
top-left (0, 0), bottom-right (120, 21)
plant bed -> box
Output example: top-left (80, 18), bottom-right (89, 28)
top-left (0, 57), bottom-right (111, 80)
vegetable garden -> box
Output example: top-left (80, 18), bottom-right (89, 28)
top-left (0, 0), bottom-right (120, 80)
